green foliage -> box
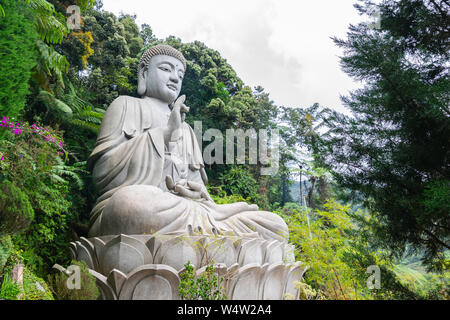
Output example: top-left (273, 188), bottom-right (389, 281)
top-left (218, 165), bottom-right (259, 201)
top-left (0, 0), bottom-right (38, 130)
top-left (207, 185), bottom-right (251, 205)
top-left (0, 272), bottom-right (21, 300)
top-left (324, 0), bottom-right (450, 271)
top-left (34, 41), bottom-right (69, 90)
top-left (422, 179), bottom-right (450, 217)
top-left (48, 260), bottom-right (100, 300)
top-left (0, 235), bottom-right (13, 272)
top-left (282, 200), bottom-right (423, 299)
top-left (25, 0), bottom-right (68, 44)
top-left (178, 261), bottom-right (226, 300)
top-left (0, 180), bottom-right (35, 236)
top-left (1, 1), bottom-right (447, 301)
top-left (0, 121), bottom-right (80, 275)
top-left (21, 266), bottom-right (54, 300)
top-left (393, 264), bottom-right (449, 300)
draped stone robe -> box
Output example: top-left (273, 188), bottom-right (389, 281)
top-left (87, 96), bottom-right (288, 241)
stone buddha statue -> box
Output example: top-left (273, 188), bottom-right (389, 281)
top-left (87, 44), bottom-right (288, 242)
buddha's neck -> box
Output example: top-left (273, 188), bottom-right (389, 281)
top-left (143, 96), bottom-right (171, 113)
top-left (142, 96), bottom-right (171, 127)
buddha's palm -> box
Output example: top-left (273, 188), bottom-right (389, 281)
top-left (164, 94), bottom-right (189, 144)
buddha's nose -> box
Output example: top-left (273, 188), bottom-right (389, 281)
top-left (169, 71), bottom-right (179, 83)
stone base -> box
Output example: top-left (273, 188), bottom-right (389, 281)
top-left (54, 233), bottom-right (308, 300)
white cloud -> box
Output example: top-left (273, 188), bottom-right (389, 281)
top-left (101, 0), bottom-right (366, 113)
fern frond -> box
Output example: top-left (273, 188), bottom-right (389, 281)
top-left (25, 0), bottom-right (68, 44)
top-left (37, 90), bottom-right (73, 117)
top-left (50, 160), bottom-right (87, 190)
top-left (94, 108), bottom-right (105, 114)
top-left (50, 173), bottom-right (67, 184)
top-left (69, 119), bottom-right (100, 133)
top-left (34, 41), bottom-right (69, 89)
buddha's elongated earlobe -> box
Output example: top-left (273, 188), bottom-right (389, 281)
top-left (137, 65), bottom-right (147, 96)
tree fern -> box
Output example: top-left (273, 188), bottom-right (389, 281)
top-left (33, 40), bottom-right (69, 90)
top-left (50, 159), bottom-right (87, 191)
top-left (37, 90), bottom-right (73, 118)
top-left (24, 0), bottom-right (68, 44)
top-left (69, 119), bottom-right (100, 134)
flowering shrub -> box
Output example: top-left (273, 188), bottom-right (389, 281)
top-left (0, 116), bottom-right (73, 276)
top-left (0, 116), bottom-right (66, 164)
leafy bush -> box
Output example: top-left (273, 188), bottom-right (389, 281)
top-left (48, 260), bottom-right (100, 300)
top-left (218, 166), bottom-right (260, 201)
top-left (178, 261), bottom-right (226, 300)
top-left (0, 0), bottom-right (38, 134)
top-left (0, 120), bottom-right (76, 276)
top-left (21, 267), bottom-right (54, 300)
top-left (0, 235), bottom-right (13, 272)
top-left (0, 272), bottom-right (21, 300)
top-left (281, 200), bottom-right (420, 300)
top-left (0, 180), bottom-right (34, 236)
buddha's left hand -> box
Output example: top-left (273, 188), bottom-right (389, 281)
top-left (165, 176), bottom-right (213, 202)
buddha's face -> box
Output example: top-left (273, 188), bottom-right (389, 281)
top-left (143, 55), bottom-right (185, 104)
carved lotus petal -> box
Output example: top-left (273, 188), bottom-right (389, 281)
top-left (69, 242), bottom-right (77, 260)
top-left (203, 236), bottom-right (237, 266)
top-left (284, 261), bottom-right (308, 299)
top-left (119, 265), bottom-right (180, 300)
top-left (88, 269), bottom-right (117, 300)
top-left (260, 263), bottom-right (288, 300)
top-left (107, 269), bottom-right (128, 295)
top-left (152, 235), bottom-right (202, 271)
top-left (75, 241), bottom-right (95, 270)
top-left (264, 240), bottom-right (284, 264)
top-left (283, 243), bottom-right (296, 263)
top-left (237, 238), bottom-right (264, 265)
top-left (228, 263), bottom-right (263, 300)
top-left (98, 234), bottom-right (153, 275)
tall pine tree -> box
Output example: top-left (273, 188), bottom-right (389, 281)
top-left (325, 0), bottom-right (449, 270)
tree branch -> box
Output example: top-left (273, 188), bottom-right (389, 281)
top-left (423, 229), bottom-right (450, 249)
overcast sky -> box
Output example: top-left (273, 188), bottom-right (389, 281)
top-left (101, 0), bottom-right (370, 113)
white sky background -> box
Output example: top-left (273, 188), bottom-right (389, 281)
top-left (101, 0), bottom-right (370, 114)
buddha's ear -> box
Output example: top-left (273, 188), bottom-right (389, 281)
top-left (137, 63), bottom-right (147, 96)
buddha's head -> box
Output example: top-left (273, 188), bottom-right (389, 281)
top-left (137, 44), bottom-right (186, 105)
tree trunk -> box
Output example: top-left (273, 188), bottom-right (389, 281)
top-left (299, 171), bottom-right (303, 206)
top-left (308, 177), bottom-right (316, 208)
top-left (11, 264), bottom-right (23, 299)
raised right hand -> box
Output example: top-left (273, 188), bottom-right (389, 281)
top-left (163, 95), bottom-right (189, 144)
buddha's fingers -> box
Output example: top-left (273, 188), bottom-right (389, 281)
top-left (187, 181), bottom-right (203, 191)
top-left (181, 104), bottom-right (190, 113)
top-left (187, 181), bottom-right (214, 202)
top-left (172, 95), bottom-right (186, 111)
top-left (165, 175), bottom-right (176, 190)
top-left (174, 184), bottom-right (202, 199)
top-left (201, 191), bottom-right (214, 202)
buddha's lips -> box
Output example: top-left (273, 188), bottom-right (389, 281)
top-left (167, 84), bottom-right (177, 91)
